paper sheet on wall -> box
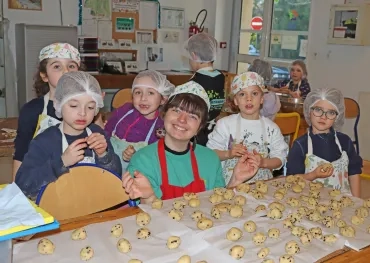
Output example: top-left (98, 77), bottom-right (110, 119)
top-left (299, 39), bottom-right (308, 57)
top-left (271, 34), bottom-right (282, 45)
top-left (82, 19), bottom-right (98, 37)
top-left (98, 21), bottom-right (113, 40)
top-left (112, 0), bottom-right (140, 12)
top-left (139, 1), bottom-right (158, 30)
top-left (160, 7), bottom-right (185, 29)
top-left (83, 0), bottom-right (111, 20)
top-left (281, 35), bottom-right (298, 50)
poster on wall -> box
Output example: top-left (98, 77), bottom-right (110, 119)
top-left (112, 0), bottom-right (140, 12)
top-left (83, 0), bottom-right (111, 20)
top-left (8, 0), bottom-right (42, 10)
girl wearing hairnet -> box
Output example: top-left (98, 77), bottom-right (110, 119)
top-left (271, 60), bottom-right (311, 99)
top-left (183, 33), bottom-right (225, 146)
top-left (104, 70), bottom-right (175, 172)
top-left (15, 72), bottom-right (122, 200)
top-left (248, 59), bottom-right (281, 120)
top-left (207, 72), bottom-right (288, 184)
top-left (287, 88), bottom-right (362, 197)
top-left (122, 81), bottom-right (259, 202)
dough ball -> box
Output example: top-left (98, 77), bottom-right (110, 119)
top-left (167, 236), bottom-right (181, 249)
top-left (215, 202), bottom-right (232, 213)
top-left (286, 197), bottom-right (300, 208)
top-left (234, 195), bottom-right (247, 206)
top-left (268, 228), bottom-right (280, 239)
top-left (197, 217), bottom-right (213, 230)
top-left (283, 218), bottom-right (294, 229)
top-left (268, 202), bottom-right (285, 212)
top-left (117, 238), bottom-right (132, 253)
top-left (152, 198), bottom-right (163, 209)
top-left (229, 245), bottom-right (245, 260)
top-left (329, 189), bottom-right (341, 197)
top-left (309, 181), bottom-right (324, 191)
top-left (363, 198), bottom-right (370, 208)
top-left (229, 205), bottom-right (243, 218)
top-left (298, 206), bottom-right (309, 216)
top-left (271, 180), bottom-right (282, 187)
top-left (251, 189), bottom-right (264, 199)
top-left (351, 215), bottom-right (364, 225)
top-left (262, 260), bottom-right (275, 263)
top-left (177, 255), bottom-right (191, 263)
top-left (168, 209), bottom-right (184, 221)
top-left (223, 189), bottom-right (235, 200)
top-left (309, 189), bottom-right (320, 199)
top-left (367, 225), bottom-right (370, 234)
top-left (257, 247), bottom-right (270, 259)
top-left (309, 227), bottom-right (322, 239)
top-left (196, 261), bottom-right (208, 263)
top-left (276, 187), bottom-right (287, 195)
top-left (297, 180), bottom-right (306, 189)
top-left (355, 207), bottom-right (369, 218)
top-left (283, 182), bottom-right (292, 189)
top-left (322, 216), bottom-right (335, 228)
top-left (319, 163), bottom-right (333, 173)
top-left (285, 240), bottom-right (300, 255)
top-left (71, 227), bottom-right (87, 241)
top-left (80, 246), bottom-right (94, 261)
top-left (255, 205), bottom-right (267, 213)
top-left (183, 192), bottom-right (197, 200)
top-left (287, 212), bottom-right (303, 224)
top-left (340, 226), bottom-right (356, 238)
top-left (37, 238), bottom-right (55, 255)
top-left (308, 197), bottom-right (318, 208)
top-left (340, 196), bottom-right (354, 208)
top-left (291, 226), bottom-right (305, 237)
top-left (136, 227), bottom-right (151, 239)
top-left (280, 254), bottom-right (295, 263)
top-left (267, 208), bottom-right (283, 220)
top-left (286, 175), bottom-right (297, 183)
top-left (329, 200), bottom-right (342, 211)
top-left (173, 200), bottom-right (187, 210)
top-left (211, 206), bottom-right (222, 219)
top-left (111, 223), bottom-right (123, 238)
top-left (336, 219), bottom-right (347, 228)
top-left (256, 181), bottom-right (268, 194)
top-left (191, 210), bottom-right (204, 221)
top-left (188, 198), bottom-right (201, 208)
top-left (136, 212), bottom-right (151, 227)
top-left (308, 211), bottom-right (322, 222)
top-left (322, 234), bottom-right (338, 244)
top-left (244, 220), bottom-right (257, 233)
top-left (292, 184), bottom-right (303, 193)
top-left (235, 183), bottom-right (251, 193)
top-left (274, 191), bottom-right (285, 200)
top-left (226, 227), bottom-right (243, 241)
top-left (214, 187), bottom-right (226, 195)
top-left (253, 232), bottom-right (267, 246)
top-left (316, 204), bottom-right (328, 215)
top-left (128, 260), bottom-right (142, 263)
top-left (209, 193), bottom-right (223, 204)
top-left (299, 232), bottom-right (313, 245)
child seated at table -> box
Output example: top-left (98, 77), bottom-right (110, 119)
top-left (104, 70), bottom-right (175, 171)
top-left (207, 72), bottom-right (288, 184)
top-left (286, 88), bottom-right (362, 197)
top-left (15, 71), bottom-right (121, 200)
top-left (122, 81), bottom-right (259, 202)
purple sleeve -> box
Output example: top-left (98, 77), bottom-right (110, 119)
top-left (104, 103), bottom-right (133, 139)
top-left (299, 80), bottom-right (311, 97)
top-left (148, 117), bottom-right (164, 144)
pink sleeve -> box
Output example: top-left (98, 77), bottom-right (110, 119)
top-left (104, 103), bottom-right (133, 138)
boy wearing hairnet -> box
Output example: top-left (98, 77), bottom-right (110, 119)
top-left (183, 33), bottom-right (225, 146)
top-left (287, 88), bottom-right (362, 197)
top-left (105, 70), bottom-right (175, 171)
top-left (15, 72), bottom-right (122, 200)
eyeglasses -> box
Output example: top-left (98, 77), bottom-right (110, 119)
top-left (310, 107), bottom-right (338, 120)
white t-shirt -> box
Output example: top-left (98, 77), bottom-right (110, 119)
top-left (207, 114), bottom-right (288, 168)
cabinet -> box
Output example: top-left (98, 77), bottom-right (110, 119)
top-left (328, 4), bottom-right (370, 45)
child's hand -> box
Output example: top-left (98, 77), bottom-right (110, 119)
top-left (252, 149), bottom-right (265, 168)
top-left (122, 171), bottom-right (154, 199)
top-left (61, 138), bottom-right (87, 167)
top-left (228, 153), bottom-right (259, 187)
top-left (228, 143), bottom-right (247, 158)
top-left (312, 165), bottom-right (334, 179)
top-left (122, 145), bottom-right (136, 162)
top-left (86, 133), bottom-right (108, 157)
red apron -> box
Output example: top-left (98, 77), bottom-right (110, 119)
top-left (158, 138), bottom-right (205, 200)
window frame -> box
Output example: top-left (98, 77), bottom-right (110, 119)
top-left (229, 0), bottom-right (310, 73)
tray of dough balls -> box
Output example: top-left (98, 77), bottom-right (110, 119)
top-left (12, 209), bottom-right (237, 263)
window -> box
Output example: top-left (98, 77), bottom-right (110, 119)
top-left (230, 0), bottom-right (311, 80)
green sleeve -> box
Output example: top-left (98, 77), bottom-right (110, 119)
top-left (214, 161), bottom-right (226, 188)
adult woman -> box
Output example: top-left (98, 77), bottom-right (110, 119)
top-left (122, 81), bottom-right (259, 202)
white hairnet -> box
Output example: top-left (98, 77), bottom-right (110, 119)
top-left (248, 59), bottom-right (273, 86)
top-left (303, 88), bottom-right (345, 130)
top-left (132, 70), bottom-right (175, 97)
top-left (54, 71), bottom-right (104, 118)
top-left (183, 33), bottom-right (217, 63)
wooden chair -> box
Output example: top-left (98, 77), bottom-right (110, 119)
top-left (344, 97), bottom-right (360, 154)
top-left (36, 166), bottom-right (129, 220)
top-left (111, 89), bottom-right (132, 111)
top-left (274, 112), bottom-right (301, 148)
top-left (219, 72), bottom-right (238, 117)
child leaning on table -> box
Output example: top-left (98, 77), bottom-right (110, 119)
top-left (207, 71), bottom-right (288, 185)
top-left (286, 87), bottom-right (362, 197)
top-left (15, 71), bottom-right (122, 200)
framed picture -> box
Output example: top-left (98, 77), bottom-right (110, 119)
top-left (160, 6), bottom-right (185, 29)
top-left (135, 30), bottom-right (154, 44)
top-left (125, 61), bottom-right (139, 73)
top-left (118, 39), bottom-right (133, 49)
top-left (146, 46), bottom-right (164, 63)
top-left (106, 61), bottom-right (124, 73)
top-left (8, 0), bottom-right (42, 10)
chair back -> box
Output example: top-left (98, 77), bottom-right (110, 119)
top-left (222, 72), bottom-right (238, 114)
top-left (111, 89), bottom-right (132, 110)
top-left (36, 165), bottom-right (129, 220)
top-left (274, 112), bottom-right (301, 147)
top-left (344, 97), bottom-right (360, 153)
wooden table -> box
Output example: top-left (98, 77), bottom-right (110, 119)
top-left (27, 207), bottom-right (369, 263)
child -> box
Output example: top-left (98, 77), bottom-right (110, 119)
top-left (104, 70), bottom-right (175, 171)
top-left (248, 59), bottom-right (281, 120)
top-left (122, 81), bottom-right (259, 202)
top-left (15, 72), bottom-right (122, 200)
top-left (184, 33), bottom-right (225, 146)
top-left (207, 72), bottom-right (288, 184)
top-left (13, 43), bottom-right (82, 178)
top-left (271, 60), bottom-right (311, 99)
top-left (287, 88), bottom-right (362, 197)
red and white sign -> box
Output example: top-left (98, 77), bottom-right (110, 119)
top-left (251, 16), bottom-right (263, 31)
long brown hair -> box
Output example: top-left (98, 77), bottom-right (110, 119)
top-left (291, 60), bottom-right (308, 78)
